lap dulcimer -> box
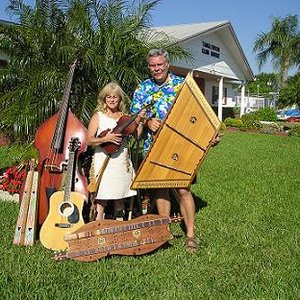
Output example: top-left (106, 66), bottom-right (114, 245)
top-left (53, 214), bottom-right (182, 262)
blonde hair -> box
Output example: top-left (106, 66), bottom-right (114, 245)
top-left (96, 82), bottom-right (126, 113)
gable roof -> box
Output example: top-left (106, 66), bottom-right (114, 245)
top-left (154, 21), bottom-right (229, 42)
top-left (0, 19), bottom-right (17, 26)
top-left (153, 21), bottom-right (254, 81)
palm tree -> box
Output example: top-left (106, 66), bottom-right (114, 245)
top-left (278, 73), bottom-right (300, 108)
top-left (0, 0), bottom-right (188, 142)
top-left (253, 15), bottom-right (300, 88)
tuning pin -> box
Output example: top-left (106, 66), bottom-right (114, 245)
top-left (52, 250), bottom-right (67, 261)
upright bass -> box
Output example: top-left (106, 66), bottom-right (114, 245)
top-left (34, 60), bottom-right (88, 227)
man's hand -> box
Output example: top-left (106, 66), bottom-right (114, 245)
top-left (211, 134), bottom-right (220, 146)
top-left (146, 118), bottom-right (161, 133)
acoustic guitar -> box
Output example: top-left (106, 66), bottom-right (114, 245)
top-left (40, 137), bottom-right (85, 251)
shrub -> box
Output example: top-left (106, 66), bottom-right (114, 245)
top-left (251, 107), bottom-right (278, 122)
top-left (288, 125), bottom-right (300, 137)
top-left (259, 123), bottom-right (283, 134)
top-left (0, 143), bottom-right (38, 170)
top-left (224, 117), bottom-right (243, 128)
top-left (241, 114), bottom-right (262, 130)
top-left (219, 122), bottom-right (226, 133)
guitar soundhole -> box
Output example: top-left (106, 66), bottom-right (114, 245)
top-left (68, 205), bottom-right (80, 224)
top-left (59, 202), bottom-right (75, 217)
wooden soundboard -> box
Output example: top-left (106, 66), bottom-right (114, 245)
top-left (131, 73), bottom-right (221, 189)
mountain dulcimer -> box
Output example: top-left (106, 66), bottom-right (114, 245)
top-left (53, 214), bottom-right (182, 262)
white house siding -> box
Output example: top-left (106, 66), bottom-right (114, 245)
top-left (204, 79), bottom-right (237, 108)
top-left (171, 37), bottom-right (239, 108)
top-left (154, 22), bottom-right (254, 119)
top-left (172, 32), bottom-right (245, 81)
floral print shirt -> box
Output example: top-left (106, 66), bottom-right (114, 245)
top-left (130, 73), bottom-right (184, 155)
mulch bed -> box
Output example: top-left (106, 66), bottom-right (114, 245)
top-left (225, 127), bottom-right (289, 136)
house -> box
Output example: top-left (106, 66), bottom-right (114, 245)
top-left (152, 21), bottom-right (255, 120)
top-left (0, 18), bottom-right (254, 120)
top-left (0, 20), bottom-right (14, 68)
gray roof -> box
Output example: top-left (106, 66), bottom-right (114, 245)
top-left (152, 21), bottom-right (254, 80)
top-left (0, 19), bottom-right (17, 26)
top-left (153, 21), bottom-right (230, 42)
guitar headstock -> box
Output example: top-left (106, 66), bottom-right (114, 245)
top-left (27, 158), bottom-right (38, 171)
top-left (170, 213), bottom-right (184, 223)
top-left (68, 137), bottom-right (81, 152)
top-left (53, 250), bottom-right (68, 261)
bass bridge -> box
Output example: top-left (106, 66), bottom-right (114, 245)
top-left (44, 160), bottom-right (68, 173)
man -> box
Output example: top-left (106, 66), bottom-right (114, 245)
top-left (130, 49), bottom-right (218, 252)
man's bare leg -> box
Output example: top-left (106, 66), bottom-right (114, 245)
top-left (95, 200), bottom-right (106, 220)
top-left (177, 188), bottom-right (195, 238)
top-left (155, 189), bottom-right (171, 216)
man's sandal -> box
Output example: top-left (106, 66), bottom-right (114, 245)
top-left (186, 237), bottom-right (197, 253)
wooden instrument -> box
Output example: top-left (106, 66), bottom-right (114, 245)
top-left (34, 61), bottom-right (88, 226)
top-left (13, 159), bottom-right (38, 246)
top-left (131, 73), bottom-right (221, 189)
top-left (53, 214), bottom-right (183, 261)
top-left (99, 101), bottom-right (154, 155)
top-left (39, 138), bottom-right (85, 251)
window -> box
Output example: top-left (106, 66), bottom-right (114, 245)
top-left (212, 86), bottom-right (227, 105)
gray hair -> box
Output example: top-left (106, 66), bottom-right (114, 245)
top-left (147, 49), bottom-right (169, 62)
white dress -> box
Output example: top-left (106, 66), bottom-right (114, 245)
top-left (93, 112), bottom-right (137, 200)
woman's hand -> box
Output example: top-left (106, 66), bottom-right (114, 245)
top-left (105, 131), bottom-right (122, 145)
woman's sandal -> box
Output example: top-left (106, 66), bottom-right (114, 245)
top-left (186, 237), bottom-right (197, 253)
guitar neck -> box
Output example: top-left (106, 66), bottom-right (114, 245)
top-left (64, 150), bottom-right (75, 201)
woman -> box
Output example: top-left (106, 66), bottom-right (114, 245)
top-left (87, 82), bottom-right (137, 221)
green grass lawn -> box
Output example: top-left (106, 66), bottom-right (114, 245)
top-left (1, 132), bottom-right (299, 300)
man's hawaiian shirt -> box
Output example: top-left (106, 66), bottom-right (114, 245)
top-left (130, 73), bottom-right (184, 155)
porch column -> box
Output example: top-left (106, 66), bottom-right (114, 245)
top-left (240, 82), bottom-right (246, 117)
top-left (218, 77), bottom-right (224, 121)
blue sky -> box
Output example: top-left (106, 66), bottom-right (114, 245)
top-left (1, 0), bottom-right (299, 75)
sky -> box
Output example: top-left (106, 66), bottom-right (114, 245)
top-left (0, 0), bottom-right (299, 75)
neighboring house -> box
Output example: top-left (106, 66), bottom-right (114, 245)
top-left (0, 19), bottom-right (14, 68)
top-left (153, 21), bottom-right (255, 120)
top-left (236, 95), bottom-right (276, 114)
top-left (0, 50), bottom-right (8, 68)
